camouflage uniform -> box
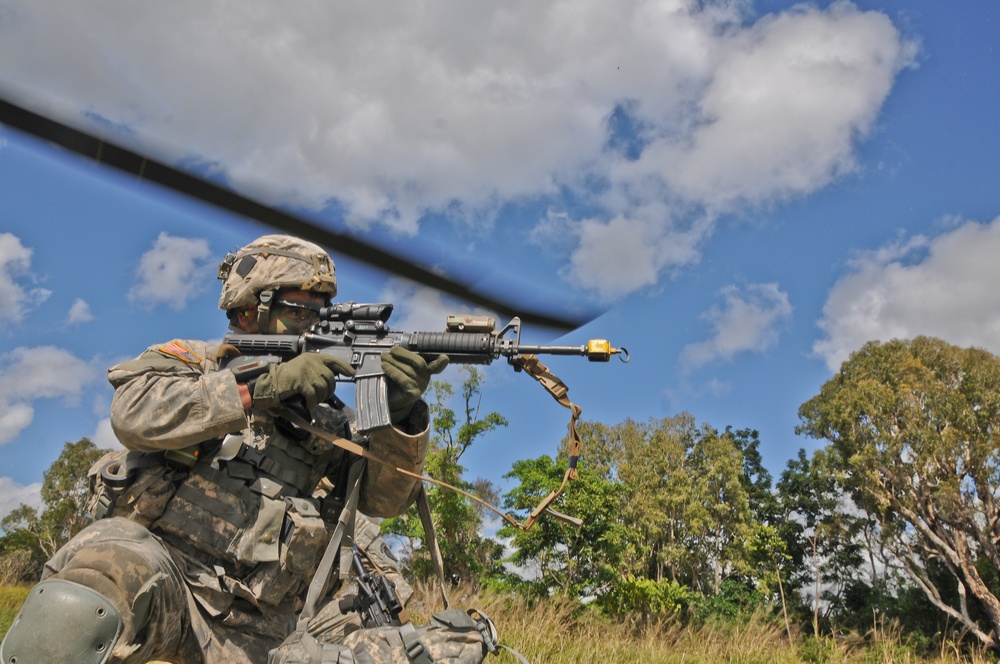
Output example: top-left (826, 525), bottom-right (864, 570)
top-left (39, 338), bottom-right (431, 664)
top-left (3, 234), bottom-right (494, 664)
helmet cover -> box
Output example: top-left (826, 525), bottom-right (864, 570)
top-left (218, 234), bottom-right (337, 311)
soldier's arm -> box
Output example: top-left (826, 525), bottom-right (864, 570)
top-left (108, 340), bottom-right (248, 452)
top-left (357, 400), bottom-right (431, 518)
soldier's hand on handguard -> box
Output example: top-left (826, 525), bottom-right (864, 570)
top-left (382, 347), bottom-right (449, 424)
top-left (252, 354), bottom-right (356, 411)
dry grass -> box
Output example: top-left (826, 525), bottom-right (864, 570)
top-left (408, 582), bottom-right (997, 664)
top-left (0, 580), bottom-right (994, 663)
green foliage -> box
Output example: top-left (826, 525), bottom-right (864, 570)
top-left (499, 455), bottom-right (630, 599)
top-left (429, 368), bottom-right (508, 462)
top-left (560, 416), bottom-right (763, 596)
top-left (0, 532), bottom-right (44, 585)
top-left (776, 446), bottom-right (873, 636)
top-left (0, 438), bottom-right (109, 578)
top-left (692, 578), bottom-right (768, 623)
top-left (597, 574), bottom-right (695, 623)
top-left (381, 367), bottom-right (505, 585)
top-left (797, 337), bottom-right (1000, 648)
top-left (799, 636), bottom-right (836, 664)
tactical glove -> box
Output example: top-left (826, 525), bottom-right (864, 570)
top-left (382, 346), bottom-right (449, 424)
top-left (252, 354), bottom-right (355, 411)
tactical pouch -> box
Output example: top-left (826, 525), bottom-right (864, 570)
top-left (246, 497), bottom-right (327, 606)
top-left (153, 464), bottom-right (266, 563)
top-left (268, 628), bottom-right (357, 664)
top-left (87, 450), bottom-right (181, 526)
top-left (339, 609), bottom-right (489, 664)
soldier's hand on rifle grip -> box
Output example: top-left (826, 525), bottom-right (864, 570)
top-left (381, 347), bottom-right (449, 424)
top-left (252, 354), bottom-right (356, 411)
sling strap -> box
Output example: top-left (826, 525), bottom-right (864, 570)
top-left (416, 486), bottom-right (451, 610)
top-left (299, 458), bottom-right (365, 624)
top-left (279, 352), bottom-right (585, 532)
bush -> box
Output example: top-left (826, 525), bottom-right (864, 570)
top-left (800, 636), bottom-right (835, 663)
top-left (0, 551), bottom-right (37, 586)
top-left (693, 578), bottom-right (768, 623)
top-left (597, 575), bottom-right (695, 623)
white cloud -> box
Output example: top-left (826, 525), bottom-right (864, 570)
top-left (66, 298), bottom-right (94, 324)
top-left (0, 346), bottom-right (99, 444)
top-left (815, 217), bottom-right (1000, 372)
top-left (0, 404), bottom-right (34, 446)
top-left (0, 477), bottom-right (43, 521)
top-left (90, 417), bottom-right (122, 450)
top-left (652, 2), bottom-right (916, 211)
top-left (0, 233), bottom-right (51, 322)
top-left (682, 282), bottom-right (793, 369)
top-left (558, 212), bottom-right (714, 298)
top-left (0, 1), bottom-right (915, 297)
top-left (127, 233), bottom-right (213, 310)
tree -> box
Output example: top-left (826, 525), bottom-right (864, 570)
top-left (499, 455), bottom-right (629, 600)
top-left (555, 416), bottom-right (767, 599)
top-left (609, 416), bottom-right (693, 583)
top-left (382, 367), bottom-right (507, 585)
top-left (797, 337), bottom-right (1000, 647)
top-left (1, 438), bottom-right (110, 577)
top-left (776, 447), bottom-right (871, 636)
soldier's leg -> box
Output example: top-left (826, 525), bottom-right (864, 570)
top-left (290, 517), bottom-right (491, 664)
top-left (1, 517), bottom-right (201, 664)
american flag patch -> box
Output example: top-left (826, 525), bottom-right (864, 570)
top-left (157, 341), bottom-right (202, 364)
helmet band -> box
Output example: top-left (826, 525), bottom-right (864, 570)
top-left (256, 289), bottom-right (274, 333)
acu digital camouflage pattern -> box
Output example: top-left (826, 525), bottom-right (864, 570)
top-left (217, 234), bottom-right (338, 312)
top-left (29, 336), bottom-right (455, 663)
top-left (270, 611), bottom-right (487, 664)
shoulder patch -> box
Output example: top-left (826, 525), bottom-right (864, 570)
top-left (157, 341), bottom-right (203, 364)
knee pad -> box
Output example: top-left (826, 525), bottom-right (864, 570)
top-left (0, 579), bottom-right (123, 664)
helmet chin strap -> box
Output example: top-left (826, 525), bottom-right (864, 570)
top-left (255, 289), bottom-right (275, 333)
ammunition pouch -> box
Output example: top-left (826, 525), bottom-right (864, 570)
top-left (245, 497), bottom-right (329, 605)
top-left (87, 450), bottom-right (183, 525)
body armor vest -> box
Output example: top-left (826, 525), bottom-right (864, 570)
top-left (89, 403), bottom-right (357, 607)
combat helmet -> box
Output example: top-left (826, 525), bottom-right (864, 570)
top-left (218, 234), bottom-right (337, 330)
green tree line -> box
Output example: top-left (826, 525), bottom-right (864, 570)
top-left (386, 341), bottom-right (1000, 655)
top-left (5, 337), bottom-right (1000, 656)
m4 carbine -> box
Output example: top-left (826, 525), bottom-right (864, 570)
top-left (222, 303), bottom-right (628, 433)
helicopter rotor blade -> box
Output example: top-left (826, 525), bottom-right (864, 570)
top-left (0, 95), bottom-right (589, 331)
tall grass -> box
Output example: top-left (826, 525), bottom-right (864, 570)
top-left (0, 581), bottom-right (993, 663)
top-left (409, 582), bottom-right (997, 664)
top-left (0, 585), bottom-right (29, 638)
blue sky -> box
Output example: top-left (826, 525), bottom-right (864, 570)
top-left (0, 0), bottom-right (998, 518)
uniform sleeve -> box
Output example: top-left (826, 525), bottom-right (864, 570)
top-left (108, 340), bottom-right (248, 452)
top-left (358, 400), bottom-right (431, 518)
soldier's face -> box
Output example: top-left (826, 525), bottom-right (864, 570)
top-left (268, 290), bottom-right (326, 334)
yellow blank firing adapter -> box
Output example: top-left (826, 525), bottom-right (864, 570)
top-left (586, 339), bottom-right (629, 362)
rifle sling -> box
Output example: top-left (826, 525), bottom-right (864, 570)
top-left (416, 486), bottom-right (450, 610)
top-left (277, 352), bottom-right (584, 531)
top-left (299, 457), bottom-right (365, 625)
top-left (510, 354), bottom-right (585, 529)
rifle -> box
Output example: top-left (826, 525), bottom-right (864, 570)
top-left (222, 303), bottom-right (628, 433)
top-left (337, 545), bottom-right (404, 628)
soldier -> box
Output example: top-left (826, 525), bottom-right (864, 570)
top-left (0, 235), bottom-right (495, 664)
